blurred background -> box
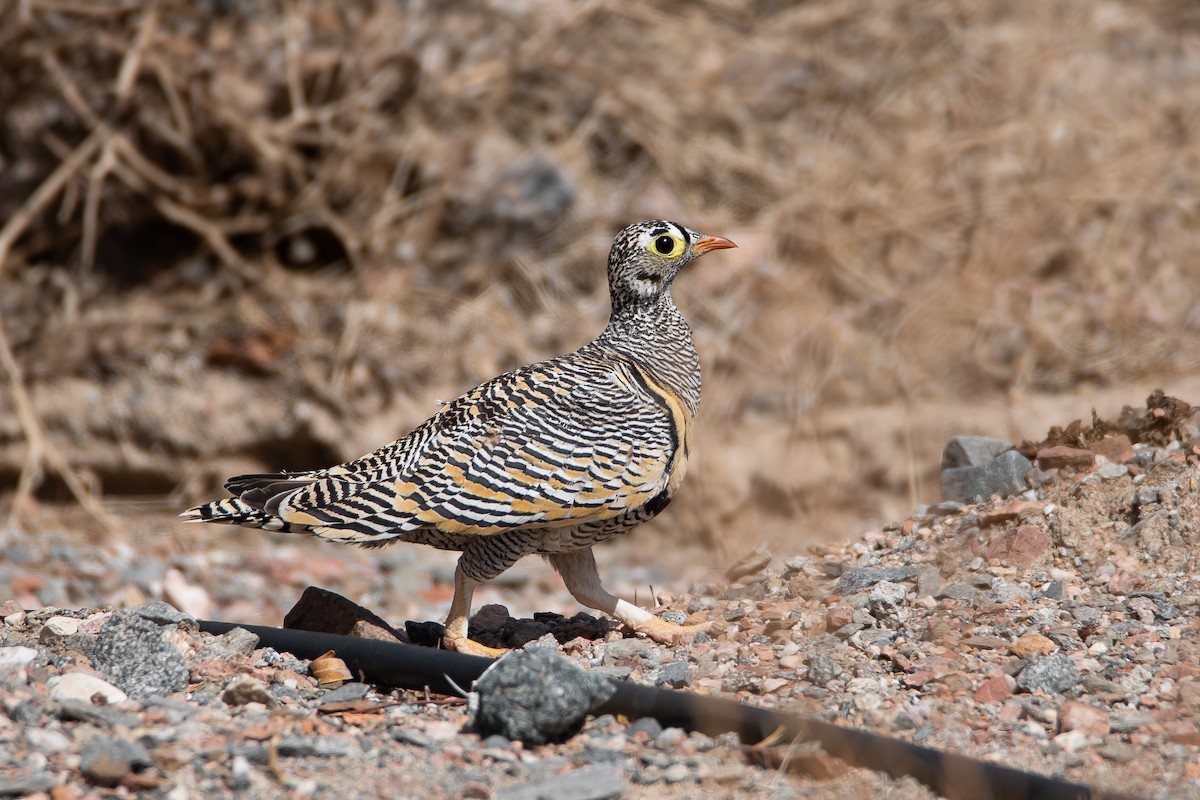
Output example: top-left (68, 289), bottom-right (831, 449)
top-left (2, 0), bottom-right (1200, 623)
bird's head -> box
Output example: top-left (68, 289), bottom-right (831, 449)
top-left (607, 220), bottom-right (736, 309)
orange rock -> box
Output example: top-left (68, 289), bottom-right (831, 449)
top-left (1036, 446), bottom-right (1095, 470)
top-left (1010, 632), bottom-right (1056, 658)
top-left (974, 670), bottom-right (1010, 704)
top-left (1091, 434), bottom-right (1134, 464)
top-left (1057, 701), bottom-right (1109, 735)
top-left (825, 606), bottom-right (853, 630)
top-left (984, 525), bottom-right (1050, 568)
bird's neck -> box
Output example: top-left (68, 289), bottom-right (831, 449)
top-left (595, 294), bottom-right (701, 416)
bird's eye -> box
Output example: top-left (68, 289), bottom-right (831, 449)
top-left (650, 234), bottom-right (684, 258)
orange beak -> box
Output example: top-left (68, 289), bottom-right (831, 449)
top-left (692, 234), bottom-right (737, 256)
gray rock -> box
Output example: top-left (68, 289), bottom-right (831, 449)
top-left (589, 665), bottom-right (632, 680)
top-left (0, 773), bottom-right (57, 797)
top-left (474, 648), bottom-right (616, 745)
top-left (53, 698), bottom-right (138, 728)
top-left (132, 600), bottom-right (196, 627)
top-left (626, 716), bottom-right (664, 739)
top-left (805, 652), bottom-right (843, 688)
top-left (653, 661), bottom-right (690, 689)
top-left (833, 567), bottom-right (919, 595)
top-left (80, 738), bottom-right (152, 787)
top-left (222, 675), bottom-right (277, 708)
top-left (941, 450), bottom-right (1033, 503)
top-left (229, 755), bottom-right (253, 790)
top-left (318, 682), bottom-right (370, 705)
top-left (916, 566), bottom-right (942, 598)
top-left (90, 610), bottom-right (189, 700)
top-left (391, 728), bottom-right (433, 748)
top-left (601, 638), bottom-right (656, 662)
top-left (203, 627), bottom-right (260, 659)
top-left (663, 762), bottom-right (692, 783)
top-left (658, 610), bottom-right (687, 624)
top-left (868, 581), bottom-right (909, 626)
top-left (941, 436), bottom-right (1014, 470)
top-left (1016, 654), bottom-right (1082, 695)
top-left (1094, 463), bottom-right (1129, 480)
top-left (230, 736), bottom-right (359, 764)
top-left (494, 763), bottom-right (625, 800)
top-left (936, 438), bottom-right (1012, 470)
top-left (936, 583), bottom-right (981, 602)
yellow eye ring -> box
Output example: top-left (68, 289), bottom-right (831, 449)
top-left (648, 233), bottom-right (685, 259)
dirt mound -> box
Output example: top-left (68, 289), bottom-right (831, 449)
top-left (3, 1), bottom-right (1200, 548)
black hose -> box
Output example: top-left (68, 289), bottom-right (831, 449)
top-left (199, 619), bottom-right (1134, 800)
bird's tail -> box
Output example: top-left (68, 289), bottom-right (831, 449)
top-left (180, 497), bottom-right (310, 533)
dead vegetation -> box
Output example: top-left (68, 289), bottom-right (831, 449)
top-left (3, 0), bottom-right (1200, 548)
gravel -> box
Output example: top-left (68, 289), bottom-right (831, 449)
top-left (2, 415), bottom-right (1200, 798)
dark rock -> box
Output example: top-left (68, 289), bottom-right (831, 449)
top-left (1016, 654), bottom-right (1082, 695)
top-left (494, 763), bottom-right (625, 800)
top-left (941, 436), bottom-right (1014, 470)
top-left (473, 648), bottom-right (616, 745)
top-left (90, 610), bottom-right (188, 700)
top-left (318, 682), bottom-right (371, 706)
top-left (284, 586), bottom-right (408, 642)
top-left (80, 738), bottom-right (152, 787)
top-left (1041, 581), bottom-right (1065, 601)
top-left (653, 661), bottom-right (690, 689)
top-left (941, 450), bottom-right (1033, 503)
top-left (501, 617), bottom-right (553, 648)
top-left (405, 620), bottom-right (445, 647)
top-left (805, 652), bottom-right (842, 688)
top-left (833, 567), bottom-right (919, 595)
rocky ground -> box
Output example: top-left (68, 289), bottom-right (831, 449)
top-left (2, 398), bottom-right (1199, 799)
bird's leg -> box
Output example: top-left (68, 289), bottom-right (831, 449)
top-left (441, 562), bottom-right (507, 658)
top-left (550, 548), bottom-right (710, 646)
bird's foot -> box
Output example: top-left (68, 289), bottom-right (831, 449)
top-left (626, 615), bottom-right (712, 646)
top-left (442, 632), bottom-right (507, 659)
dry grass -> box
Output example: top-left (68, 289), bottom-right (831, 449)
top-left (2, 0), bottom-right (1200, 548)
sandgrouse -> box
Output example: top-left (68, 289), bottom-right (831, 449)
top-left (182, 220), bottom-right (736, 656)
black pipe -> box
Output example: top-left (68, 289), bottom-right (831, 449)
top-left (200, 619), bottom-right (1135, 800)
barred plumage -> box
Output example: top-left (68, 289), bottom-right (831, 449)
top-left (183, 220), bottom-right (736, 655)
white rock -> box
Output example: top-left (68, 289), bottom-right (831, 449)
top-left (0, 646), bottom-right (39, 672)
top-left (1053, 729), bottom-right (1089, 753)
top-left (45, 616), bottom-right (82, 636)
top-left (26, 728), bottom-right (72, 754)
top-left (47, 672), bottom-right (128, 704)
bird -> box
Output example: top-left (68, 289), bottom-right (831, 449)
top-left (182, 220), bottom-right (736, 657)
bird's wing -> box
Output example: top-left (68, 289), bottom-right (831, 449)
top-left (228, 354), bottom-right (684, 541)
